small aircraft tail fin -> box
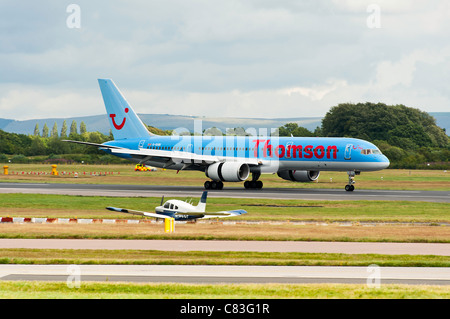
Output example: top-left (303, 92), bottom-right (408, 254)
top-left (196, 191), bottom-right (208, 212)
top-left (98, 79), bottom-right (153, 140)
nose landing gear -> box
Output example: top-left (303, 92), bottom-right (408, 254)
top-left (345, 171), bottom-right (358, 191)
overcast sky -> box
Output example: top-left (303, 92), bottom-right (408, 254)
top-left (1, 0), bottom-right (449, 120)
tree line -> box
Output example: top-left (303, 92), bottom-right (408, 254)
top-left (0, 121), bottom-right (117, 164)
top-left (0, 102), bottom-right (448, 168)
top-left (32, 120), bottom-right (89, 138)
top-left (278, 103), bottom-right (449, 169)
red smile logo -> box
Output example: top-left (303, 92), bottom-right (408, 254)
top-left (110, 108), bottom-right (129, 130)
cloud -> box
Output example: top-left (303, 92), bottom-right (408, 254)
top-left (1, 1), bottom-right (450, 121)
top-left (0, 84), bottom-right (99, 120)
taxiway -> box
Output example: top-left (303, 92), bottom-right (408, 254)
top-left (0, 264), bottom-right (449, 285)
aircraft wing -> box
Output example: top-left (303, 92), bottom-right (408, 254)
top-left (178, 209), bottom-right (248, 219)
top-left (106, 207), bottom-right (172, 219)
top-left (108, 148), bottom-right (260, 167)
top-left (107, 206), bottom-right (247, 220)
top-left (64, 140), bottom-right (260, 167)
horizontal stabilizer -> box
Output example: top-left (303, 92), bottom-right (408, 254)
top-left (63, 140), bottom-right (123, 149)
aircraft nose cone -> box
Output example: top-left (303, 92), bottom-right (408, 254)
top-left (381, 155), bottom-right (390, 169)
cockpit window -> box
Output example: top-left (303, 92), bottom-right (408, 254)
top-left (361, 149), bottom-right (382, 155)
top-left (164, 203), bottom-right (170, 208)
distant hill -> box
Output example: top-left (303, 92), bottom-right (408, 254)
top-left (0, 112), bottom-right (448, 136)
top-left (429, 112), bottom-right (450, 135)
top-left (0, 114), bottom-right (322, 136)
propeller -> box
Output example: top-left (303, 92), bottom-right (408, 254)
top-left (160, 195), bottom-right (164, 206)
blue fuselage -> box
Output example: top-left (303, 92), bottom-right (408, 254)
top-left (104, 135), bottom-right (389, 173)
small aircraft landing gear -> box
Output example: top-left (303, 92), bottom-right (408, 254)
top-left (204, 180), bottom-right (224, 190)
top-left (244, 172), bottom-right (263, 189)
top-left (345, 170), bottom-right (359, 191)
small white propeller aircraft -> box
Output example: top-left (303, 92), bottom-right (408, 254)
top-left (106, 191), bottom-right (247, 221)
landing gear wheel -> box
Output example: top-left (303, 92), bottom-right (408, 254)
top-left (204, 180), bottom-right (223, 190)
top-left (345, 184), bottom-right (355, 192)
top-left (345, 171), bottom-right (356, 192)
top-left (244, 180), bottom-right (263, 189)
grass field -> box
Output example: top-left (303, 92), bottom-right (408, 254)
top-left (0, 193), bottom-right (448, 222)
top-left (0, 281), bottom-right (449, 299)
top-left (0, 222), bottom-right (449, 243)
top-left (0, 165), bottom-right (448, 299)
top-left (0, 249), bottom-right (448, 267)
top-left (0, 193), bottom-right (448, 242)
top-left (1, 164), bottom-right (449, 190)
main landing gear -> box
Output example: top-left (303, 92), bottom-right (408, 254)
top-left (244, 172), bottom-right (263, 189)
top-left (345, 170), bottom-right (359, 191)
top-left (204, 180), bottom-right (223, 190)
top-left (204, 172), bottom-right (264, 190)
top-left (244, 180), bottom-right (263, 189)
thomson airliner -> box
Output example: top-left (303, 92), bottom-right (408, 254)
top-left (65, 79), bottom-right (390, 191)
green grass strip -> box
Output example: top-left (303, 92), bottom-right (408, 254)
top-left (0, 249), bottom-right (448, 267)
top-left (0, 281), bottom-right (449, 299)
top-left (0, 193), bottom-right (449, 222)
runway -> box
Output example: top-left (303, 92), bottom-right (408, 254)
top-left (1, 239), bottom-right (448, 285)
top-left (0, 265), bottom-right (449, 285)
top-left (0, 182), bottom-right (449, 202)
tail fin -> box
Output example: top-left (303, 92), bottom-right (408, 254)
top-left (98, 79), bottom-right (152, 140)
top-left (196, 191), bottom-right (208, 212)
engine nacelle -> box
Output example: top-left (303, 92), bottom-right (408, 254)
top-left (277, 170), bottom-right (320, 182)
top-left (206, 162), bottom-right (250, 182)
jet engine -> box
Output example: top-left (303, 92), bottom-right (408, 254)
top-left (277, 170), bottom-right (320, 182)
top-left (206, 162), bottom-right (250, 182)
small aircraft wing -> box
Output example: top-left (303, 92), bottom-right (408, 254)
top-left (178, 209), bottom-right (248, 219)
top-left (106, 206), bottom-right (172, 219)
